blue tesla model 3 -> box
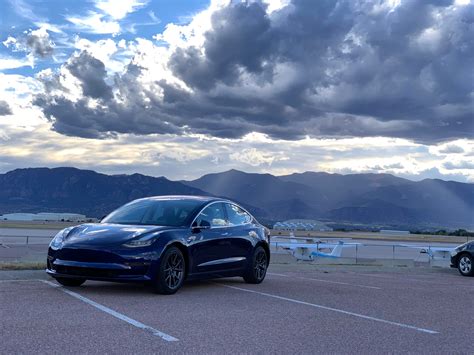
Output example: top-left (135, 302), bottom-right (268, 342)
top-left (46, 196), bottom-right (270, 294)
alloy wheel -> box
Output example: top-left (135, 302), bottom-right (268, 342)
top-left (164, 251), bottom-right (184, 289)
top-left (254, 250), bottom-right (267, 280)
top-left (459, 256), bottom-right (472, 274)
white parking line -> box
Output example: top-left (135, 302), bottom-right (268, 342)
top-left (357, 273), bottom-right (474, 288)
top-left (42, 280), bottom-right (179, 342)
top-left (216, 283), bottom-right (439, 335)
top-left (267, 272), bottom-right (381, 290)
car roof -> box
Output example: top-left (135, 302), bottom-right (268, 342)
top-left (138, 195), bottom-right (227, 204)
top-left (131, 195), bottom-right (256, 222)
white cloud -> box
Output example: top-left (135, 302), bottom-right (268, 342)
top-left (415, 27), bottom-right (442, 53)
top-left (0, 55), bottom-right (34, 70)
top-left (34, 22), bottom-right (64, 34)
top-left (95, 0), bottom-right (149, 20)
top-left (67, 0), bottom-right (149, 35)
top-left (454, 0), bottom-right (471, 5)
top-left (73, 37), bottom-right (132, 73)
top-left (154, 0), bottom-right (228, 49)
top-left (230, 148), bottom-right (281, 166)
top-left (3, 36), bottom-right (21, 51)
top-left (148, 10), bottom-right (159, 23)
top-left (67, 12), bottom-right (121, 35)
top-left (0, 73), bottom-right (46, 127)
top-left (262, 0), bottom-right (290, 14)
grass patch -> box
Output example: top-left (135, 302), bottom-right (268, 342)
top-left (0, 262), bottom-right (46, 270)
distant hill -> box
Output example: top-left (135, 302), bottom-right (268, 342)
top-left (182, 169), bottom-right (324, 220)
top-left (0, 167), bottom-right (209, 218)
top-left (0, 167), bottom-right (473, 229)
top-left (185, 170), bottom-right (474, 229)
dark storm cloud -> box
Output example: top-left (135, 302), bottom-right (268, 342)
top-left (34, 61), bottom-right (182, 138)
top-left (0, 100), bottom-right (12, 115)
top-left (170, 2), bottom-right (272, 90)
top-left (66, 51), bottom-right (113, 100)
top-left (34, 0), bottom-right (474, 142)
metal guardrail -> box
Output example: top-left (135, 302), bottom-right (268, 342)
top-left (0, 235), bottom-right (53, 245)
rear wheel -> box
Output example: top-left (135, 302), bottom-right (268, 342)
top-left (54, 277), bottom-right (86, 287)
top-left (153, 246), bottom-right (186, 294)
top-left (457, 254), bottom-right (474, 276)
top-left (244, 246), bottom-right (268, 284)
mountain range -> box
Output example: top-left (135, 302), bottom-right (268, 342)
top-left (0, 167), bottom-right (473, 229)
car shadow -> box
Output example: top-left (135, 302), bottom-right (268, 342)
top-left (65, 277), bottom-right (249, 296)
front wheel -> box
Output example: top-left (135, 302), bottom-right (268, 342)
top-left (457, 254), bottom-right (474, 276)
top-left (153, 246), bottom-right (186, 294)
top-left (244, 246), bottom-right (268, 284)
top-left (54, 277), bottom-right (86, 287)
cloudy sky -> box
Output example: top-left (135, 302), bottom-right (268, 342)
top-left (0, 0), bottom-right (473, 182)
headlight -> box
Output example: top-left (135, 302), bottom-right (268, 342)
top-left (450, 249), bottom-right (459, 257)
top-left (123, 239), bottom-right (154, 248)
top-left (123, 234), bottom-right (158, 248)
top-left (49, 227), bottom-right (73, 250)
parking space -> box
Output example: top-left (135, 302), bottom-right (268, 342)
top-left (1, 265), bottom-right (473, 353)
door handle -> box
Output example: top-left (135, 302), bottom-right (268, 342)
top-left (221, 232), bottom-right (229, 236)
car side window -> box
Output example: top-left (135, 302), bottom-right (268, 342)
top-left (225, 203), bottom-right (252, 226)
top-left (195, 203), bottom-right (228, 227)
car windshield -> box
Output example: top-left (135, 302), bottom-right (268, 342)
top-left (101, 199), bottom-right (204, 227)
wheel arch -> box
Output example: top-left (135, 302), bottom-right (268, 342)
top-left (162, 241), bottom-right (190, 278)
top-left (457, 251), bottom-right (472, 263)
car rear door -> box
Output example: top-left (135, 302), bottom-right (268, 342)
top-left (223, 203), bottom-right (256, 262)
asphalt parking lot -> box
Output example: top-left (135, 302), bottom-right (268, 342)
top-left (1, 264), bottom-right (473, 354)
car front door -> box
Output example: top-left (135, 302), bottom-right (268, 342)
top-left (189, 202), bottom-right (236, 273)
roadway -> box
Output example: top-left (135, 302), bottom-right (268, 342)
top-left (0, 227), bottom-right (462, 265)
top-left (1, 264), bottom-right (472, 353)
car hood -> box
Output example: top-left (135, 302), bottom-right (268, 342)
top-left (63, 223), bottom-right (173, 246)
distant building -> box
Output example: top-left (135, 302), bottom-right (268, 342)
top-left (380, 229), bottom-right (410, 235)
top-left (0, 212), bottom-right (91, 222)
top-left (0, 213), bottom-right (37, 221)
top-left (273, 219), bottom-right (333, 232)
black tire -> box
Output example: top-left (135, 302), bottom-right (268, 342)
top-left (153, 246), bottom-right (186, 294)
top-left (457, 253), bottom-right (474, 276)
top-left (54, 277), bottom-right (86, 287)
top-left (243, 246), bottom-right (268, 284)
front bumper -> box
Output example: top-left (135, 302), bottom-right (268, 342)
top-left (450, 249), bottom-right (462, 268)
top-left (46, 247), bottom-right (156, 282)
